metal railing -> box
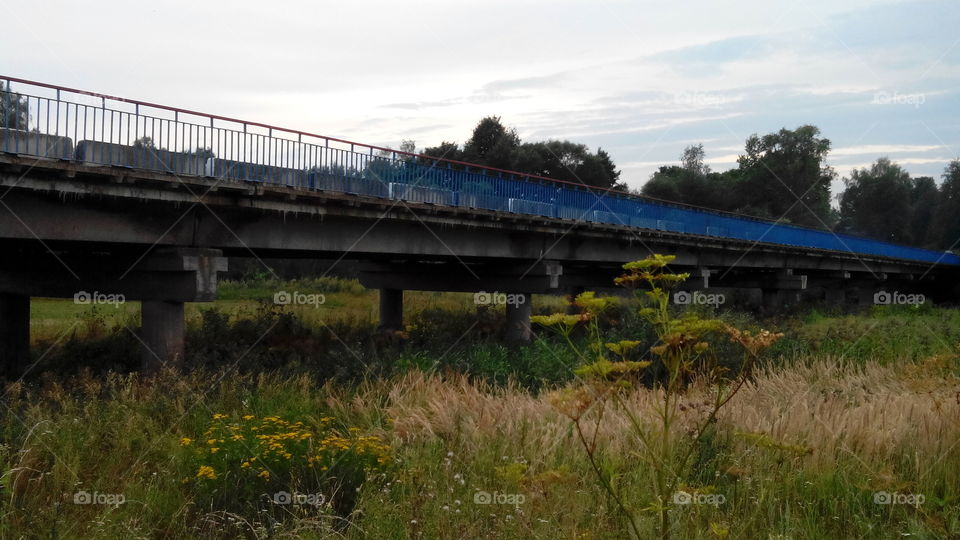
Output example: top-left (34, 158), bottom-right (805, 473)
top-left (2, 75), bottom-right (958, 266)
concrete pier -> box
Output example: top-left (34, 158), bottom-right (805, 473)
top-left (505, 293), bottom-right (532, 343)
top-left (379, 288), bottom-right (404, 332)
top-left (0, 293), bottom-right (30, 379)
top-left (141, 300), bottom-right (185, 373)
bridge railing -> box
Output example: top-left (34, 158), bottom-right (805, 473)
top-left (1, 76), bottom-right (958, 266)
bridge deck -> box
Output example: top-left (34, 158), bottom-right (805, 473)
top-left (1, 76), bottom-right (958, 267)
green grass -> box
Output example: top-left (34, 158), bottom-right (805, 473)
top-left (4, 279), bottom-right (959, 538)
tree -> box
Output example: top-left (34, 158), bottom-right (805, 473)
top-left (462, 116), bottom-right (519, 170)
top-left (641, 145), bottom-right (733, 209)
top-left (1, 81), bottom-right (29, 129)
top-left (133, 136), bottom-right (156, 149)
top-left (736, 125), bottom-right (835, 228)
top-left (908, 176), bottom-right (939, 248)
top-left (837, 158), bottom-right (913, 243)
top-left (681, 143), bottom-right (710, 177)
top-left (512, 140), bottom-right (620, 188)
top-left (930, 160), bottom-right (960, 251)
top-left (399, 139), bottom-right (416, 154)
top-left (422, 117), bottom-right (621, 189)
top-left (421, 141), bottom-right (463, 163)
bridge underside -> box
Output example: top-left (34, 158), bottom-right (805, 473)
top-left (0, 154), bottom-right (957, 376)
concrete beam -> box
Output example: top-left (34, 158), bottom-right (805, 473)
top-left (0, 293), bottom-right (30, 379)
top-left (359, 261), bottom-right (569, 294)
top-left (0, 248), bottom-right (227, 302)
top-left (710, 270), bottom-right (808, 291)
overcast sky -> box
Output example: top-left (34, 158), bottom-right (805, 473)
top-left (3, 0), bottom-right (958, 194)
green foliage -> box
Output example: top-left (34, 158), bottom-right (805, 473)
top-left (736, 125), bottom-right (835, 227)
top-left (838, 157), bottom-right (917, 243)
top-left (0, 81), bottom-right (29, 128)
top-left (422, 116), bottom-right (622, 189)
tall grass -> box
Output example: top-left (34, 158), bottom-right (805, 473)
top-left (5, 278), bottom-right (958, 537)
top-left (0, 349), bottom-right (956, 538)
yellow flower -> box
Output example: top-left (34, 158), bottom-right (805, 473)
top-left (210, 447), bottom-right (220, 453)
top-left (242, 415), bottom-right (255, 421)
top-left (241, 461), bottom-right (251, 469)
top-left (196, 465), bottom-right (217, 480)
top-left (179, 437), bottom-right (193, 446)
top-left (212, 413), bottom-right (228, 420)
top-left (258, 470), bottom-right (270, 479)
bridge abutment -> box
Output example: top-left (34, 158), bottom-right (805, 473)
top-left (0, 293), bottom-right (30, 379)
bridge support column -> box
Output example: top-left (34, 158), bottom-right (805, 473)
top-left (855, 288), bottom-right (878, 307)
top-left (825, 288), bottom-right (846, 305)
top-left (379, 288), bottom-right (404, 332)
top-left (505, 293), bottom-right (532, 344)
top-left (761, 289), bottom-right (799, 314)
top-left (0, 293), bottom-right (30, 379)
top-left (141, 300), bottom-right (185, 374)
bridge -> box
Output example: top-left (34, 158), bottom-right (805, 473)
top-left (1, 76), bottom-right (957, 375)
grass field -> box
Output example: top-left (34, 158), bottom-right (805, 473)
top-left (3, 278), bottom-right (959, 538)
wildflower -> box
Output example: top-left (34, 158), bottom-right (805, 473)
top-left (258, 470), bottom-right (270, 479)
top-left (196, 465), bottom-right (216, 480)
top-left (242, 415), bottom-right (255, 421)
top-left (212, 413), bottom-right (228, 420)
top-left (179, 437), bottom-right (193, 446)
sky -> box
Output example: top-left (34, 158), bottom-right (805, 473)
top-left (3, 0), bottom-right (959, 196)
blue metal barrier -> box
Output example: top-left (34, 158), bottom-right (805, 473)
top-left (2, 77), bottom-right (958, 266)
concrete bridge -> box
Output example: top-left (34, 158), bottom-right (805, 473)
top-left (1, 76), bottom-right (957, 376)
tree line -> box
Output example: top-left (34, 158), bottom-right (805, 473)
top-left (640, 126), bottom-right (959, 251)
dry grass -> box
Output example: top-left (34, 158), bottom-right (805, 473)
top-left (386, 353), bottom-right (960, 474)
